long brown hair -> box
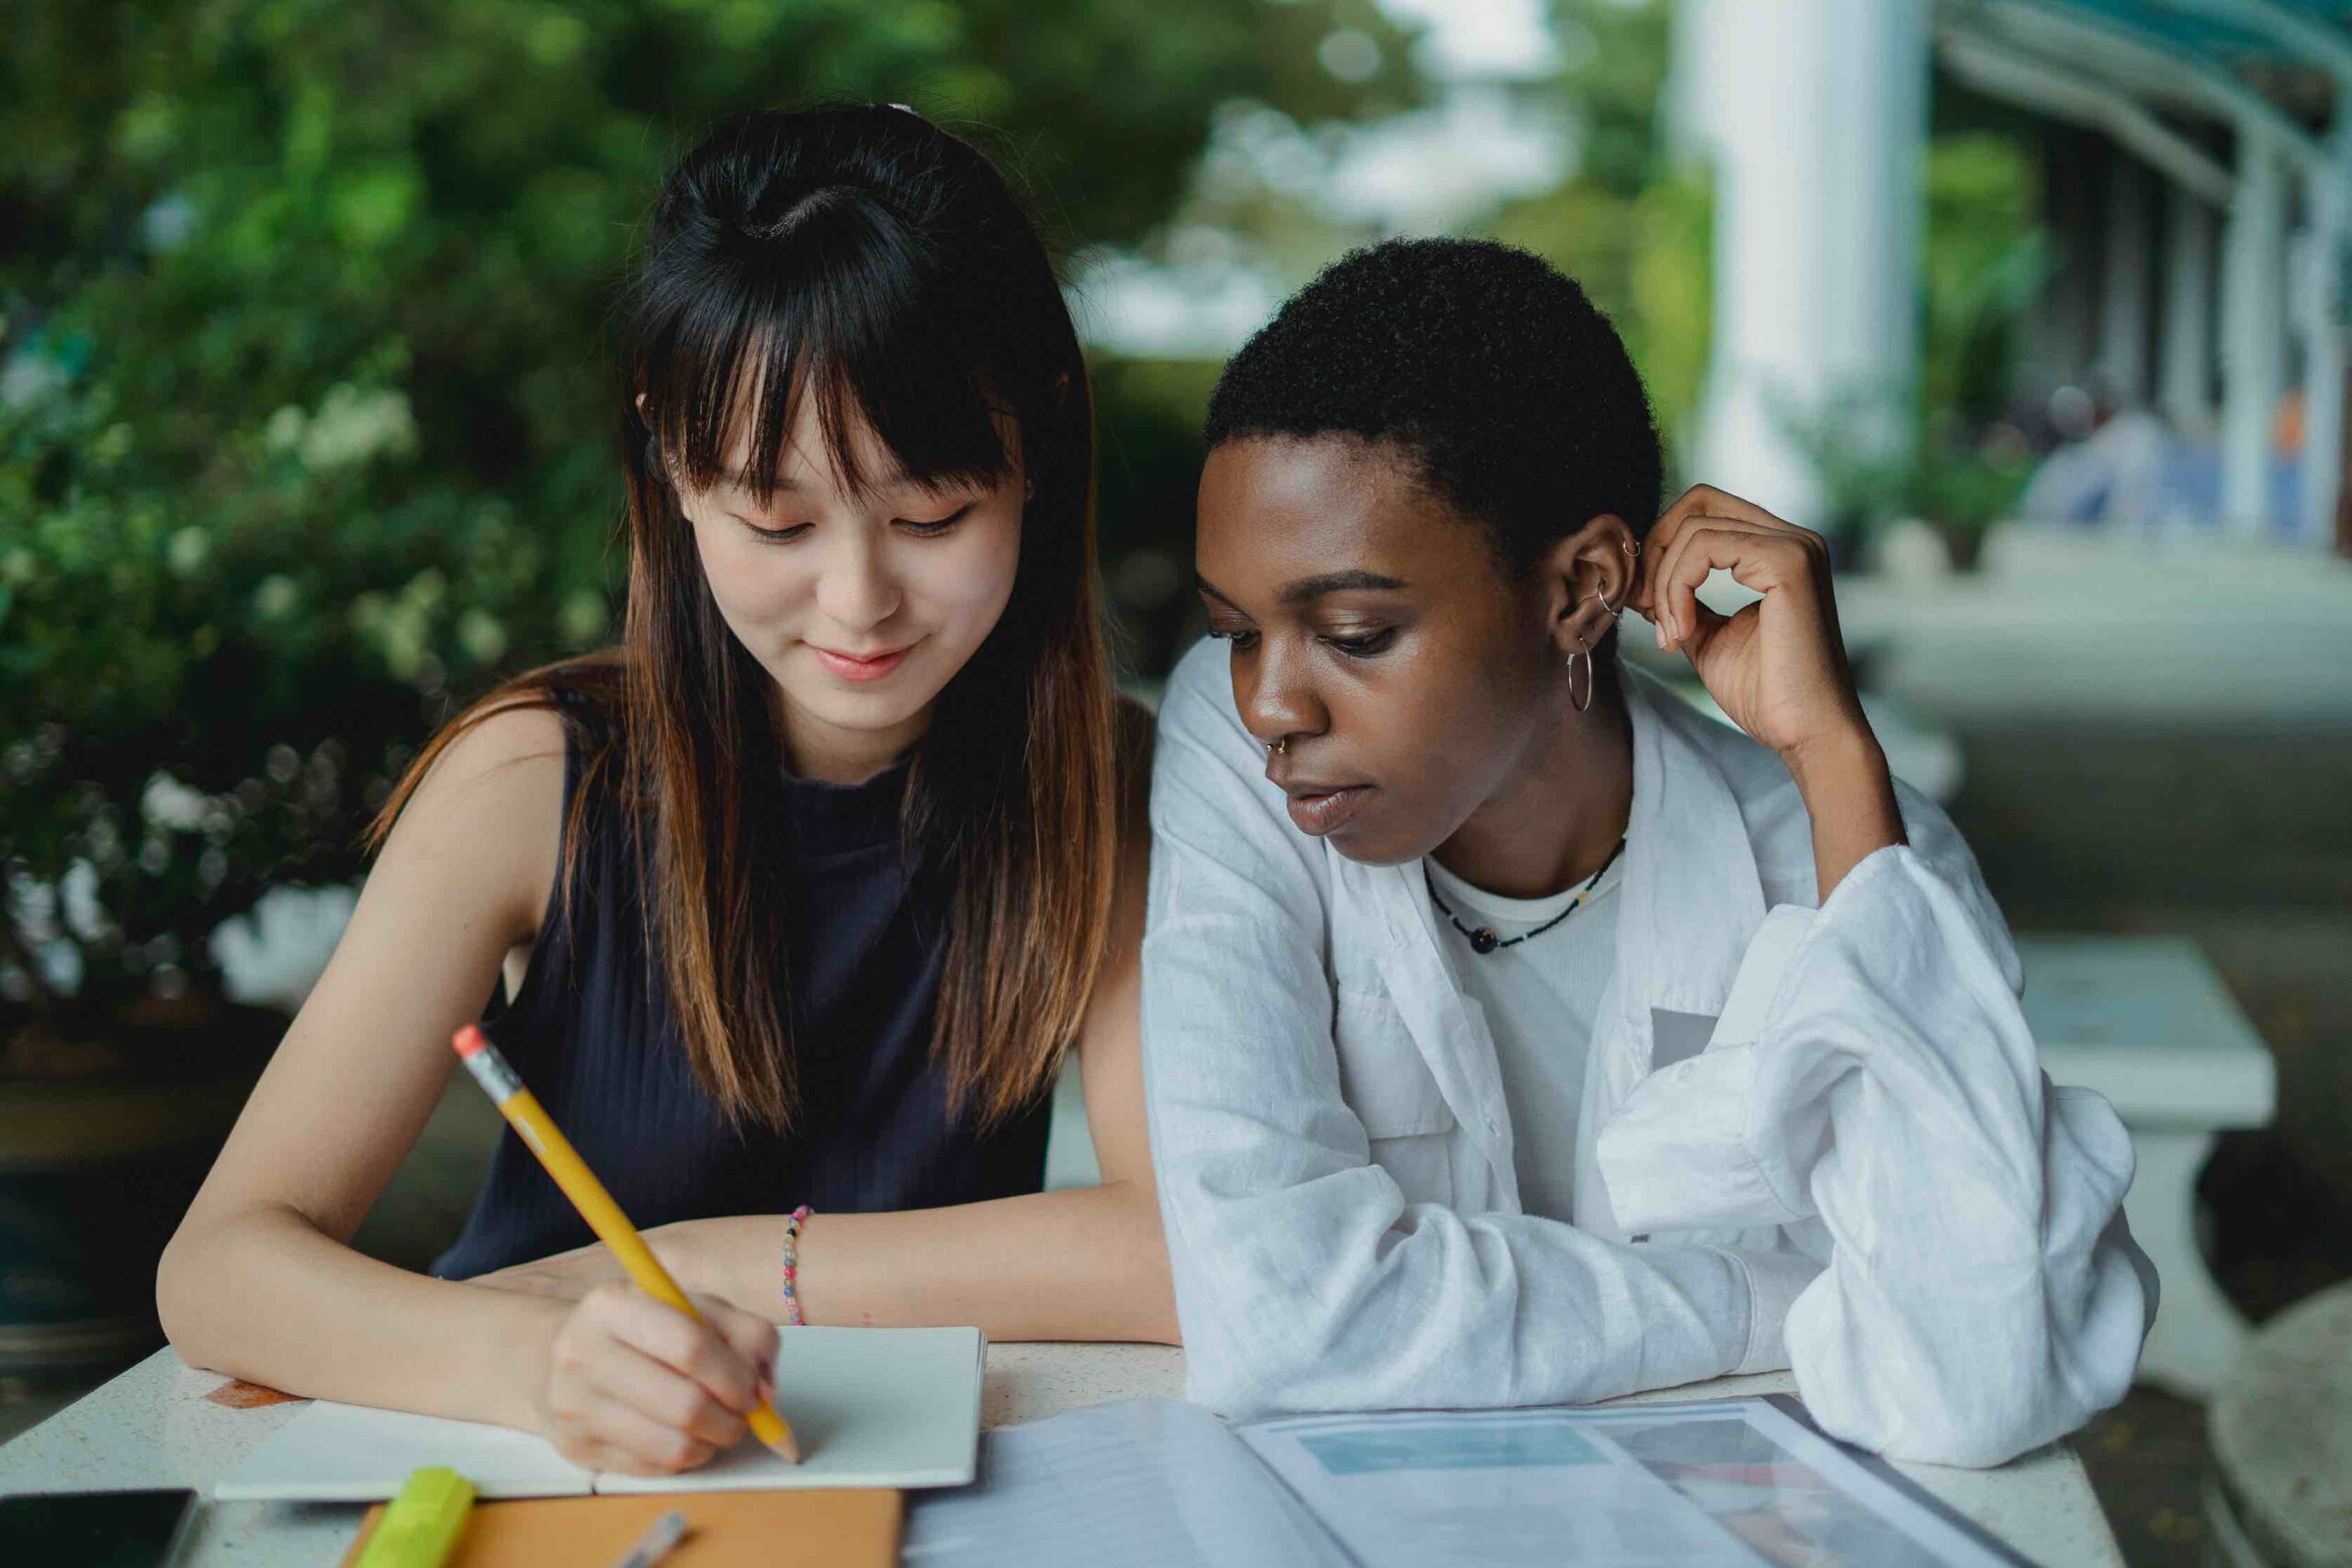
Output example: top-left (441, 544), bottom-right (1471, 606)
top-left (375, 107), bottom-right (1118, 1133)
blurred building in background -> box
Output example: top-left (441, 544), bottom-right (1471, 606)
top-left (1086, 0), bottom-right (2352, 558)
top-left (1686, 0), bottom-right (2352, 555)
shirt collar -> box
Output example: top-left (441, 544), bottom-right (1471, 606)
top-left (1614, 662), bottom-right (1770, 1019)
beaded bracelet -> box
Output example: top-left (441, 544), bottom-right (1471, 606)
top-left (779, 1205), bottom-right (815, 1326)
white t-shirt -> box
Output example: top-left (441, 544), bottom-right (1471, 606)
top-left (1421, 851), bottom-right (1623, 1221)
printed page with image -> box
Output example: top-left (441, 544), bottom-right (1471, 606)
top-left (906, 1395), bottom-right (2026, 1568)
top-left (1235, 1398), bottom-right (2024, 1568)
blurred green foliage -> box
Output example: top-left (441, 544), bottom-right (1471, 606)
top-left (1089, 355), bottom-right (1227, 678)
top-left (1486, 0), bottom-right (1711, 463)
top-left (0, 0), bottom-right (1419, 1022)
top-left (1790, 132), bottom-right (2045, 557)
top-left (1921, 132), bottom-right (2048, 427)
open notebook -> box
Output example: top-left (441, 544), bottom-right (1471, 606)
top-left (214, 1325), bottom-right (983, 1502)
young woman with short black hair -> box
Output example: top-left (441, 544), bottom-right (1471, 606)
top-left (1142, 236), bottom-right (2153, 1467)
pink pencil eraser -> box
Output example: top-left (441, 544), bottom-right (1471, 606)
top-left (451, 1024), bottom-right (489, 1058)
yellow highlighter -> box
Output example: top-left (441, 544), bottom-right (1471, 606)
top-left (451, 1024), bottom-right (802, 1463)
top-left (354, 1466), bottom-right (474, 1568)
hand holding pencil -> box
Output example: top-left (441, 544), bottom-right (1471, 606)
top-left (450, 1025), bottom-right (803, 1470)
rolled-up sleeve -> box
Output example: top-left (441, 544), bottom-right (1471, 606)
top-left (1596, 823), bottom-right (2156, 1467)
top-left (1142, 643), bottom-right (1809, 1420)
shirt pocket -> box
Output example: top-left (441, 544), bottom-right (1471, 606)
top-left (1333, 985), bottom-right (1456, 1204)
top-left (1641, 1224), bottom-right (1793, 1256)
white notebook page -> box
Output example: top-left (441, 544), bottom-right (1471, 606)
top-left (214, 1325), bottom-right (983, 1502)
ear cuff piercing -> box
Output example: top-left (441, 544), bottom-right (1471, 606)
top-left (1593, 534), bottom-right (1637, 618)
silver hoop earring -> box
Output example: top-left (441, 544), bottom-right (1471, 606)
top-left (1593, 586), bottom-right (1623, 620)
top-left (1623, 536), bottom-right (1641, 558)
top-left (1566, 636), bottom-right (1594, 714)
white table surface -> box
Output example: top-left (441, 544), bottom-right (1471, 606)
top-left (0, 1344), bottom-right (2121, 1566)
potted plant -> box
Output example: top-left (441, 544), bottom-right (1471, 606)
top-left (1899, 412), bottom-right (2033, 572)
top-left (1780, 381), bottom-right (1912, 570)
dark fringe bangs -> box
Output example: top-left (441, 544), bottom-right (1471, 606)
top-left (638, 187), bottom-right (1015, 506)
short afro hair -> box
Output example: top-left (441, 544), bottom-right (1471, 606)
top-left (1204, 237), bottom-right (1662, 575)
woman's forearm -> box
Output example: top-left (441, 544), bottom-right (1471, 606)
top-left (1786, 727), bottom-right (1905, 900)
top-left (157, 1203), bottom-right (566, 1427)
top-left (664, 1182), bottom-right (1179, 1344)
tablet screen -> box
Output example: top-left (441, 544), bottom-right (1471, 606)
top-left (0, 1487), bottom-right (199, 1566)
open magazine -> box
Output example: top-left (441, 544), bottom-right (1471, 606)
top-left (902, 1395), bottom-right (2028, 1568)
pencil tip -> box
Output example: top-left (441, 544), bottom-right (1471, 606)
top-left (766, 1431), bottom-right (803, 1464)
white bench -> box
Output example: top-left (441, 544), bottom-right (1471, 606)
top-left (2017, 933), bottom-right (2279, 1399)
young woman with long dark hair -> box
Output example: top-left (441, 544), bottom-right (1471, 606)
top-left (159, 106), bottom-right (1174, 1477)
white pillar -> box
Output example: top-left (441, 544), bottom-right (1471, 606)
top-left (2222, 118), bottom-right (2287, 538)
top-left (2160, 188), bottom-right (2218, 437)
top-left (1663, 0), bottom-right (1721, 173)
top-left (2297, 125), bottom-right (2351, 549)
top-left (1689, 0), bottom-right (1930, 525)
top-left (2100, 158), bottom-right (2152, 404)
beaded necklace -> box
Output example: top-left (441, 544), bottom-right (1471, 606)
top-left (1424, 837), bottom-right (1625, 955)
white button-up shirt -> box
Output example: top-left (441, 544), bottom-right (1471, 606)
top-left (1141, 637), bottom-right (2156, 1467)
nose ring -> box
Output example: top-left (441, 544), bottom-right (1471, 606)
top-left (1267, 738), bottom-right (1288, 756)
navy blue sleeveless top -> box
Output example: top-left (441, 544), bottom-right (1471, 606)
top-left (432, 697), bottom-right (1051, 1280)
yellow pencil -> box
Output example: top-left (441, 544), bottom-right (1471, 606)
top-left (450, 1023), bottom-right (801, 1463)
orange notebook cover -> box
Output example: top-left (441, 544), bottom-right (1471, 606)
top-left (337, 1487), bottom-right (901, 1568)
